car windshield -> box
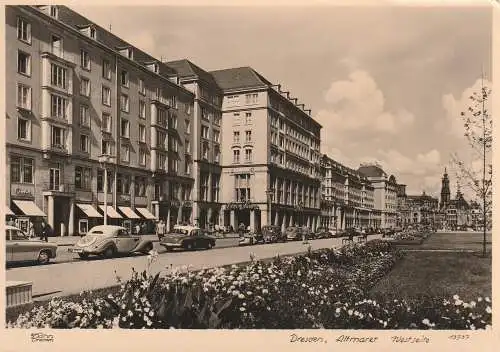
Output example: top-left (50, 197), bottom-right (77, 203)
top-left (172, 228), bottom-right (189, 235)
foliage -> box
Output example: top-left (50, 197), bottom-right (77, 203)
top-left (6, 240), bottom-right (491, 330)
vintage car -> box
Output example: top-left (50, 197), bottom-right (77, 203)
top-left (238, 231), bottom-right (264, 246)
top-left (285, 226), bottom-right (303, 241)
top-left (261, 225), bottom-right (286, 243)
top-left (69, 225), bottom-right (154, 259)
top-left (5, 225), bottom-right (58, 265)
top-left (314, 227), bottom-right (333, 239)
top-left (160, 225), bottom-right (216, 251)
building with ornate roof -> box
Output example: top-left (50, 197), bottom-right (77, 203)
top-left (438, 168), bottom-right (473, 230)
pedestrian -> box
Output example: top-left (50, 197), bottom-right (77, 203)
top-left (28, 221), bottom-right (34, 239)
top-left (135, 223), bottom-right (141, 235)
top-left (40, 221), bottom-right (52, 242)
top-left (302, 227), bottom-right (309, 244)
top-left (141, 222), bottom-right (147, 235)
top-left (6, 217), bottom-right (15, 226)
top-left (157, 220), bottom-right (165, 240)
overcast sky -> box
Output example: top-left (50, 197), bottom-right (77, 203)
top-left (72, 3), bottom-right (493, 199)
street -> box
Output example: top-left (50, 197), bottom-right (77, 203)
top-left (6, 235), bottom-right (380, 299)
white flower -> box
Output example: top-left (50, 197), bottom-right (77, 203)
top-left (470, 301), bottom-right (476, 308)
top-left (335, 308), bottom-right (341, 314)
top-left (262, 289), bottom-right (269, 295)
top-left (348, 310), bottom-right (353, 316)
top-left (239, 307), bottom-right (246, 312)
top-left (303, 309), bottom-right (308, 314)
top-left (453, 294), bottom-right (460, 300)
top-left (478, 297), bottom-right (483, 302)
top-left (485, 306), bottom-right (492, 314)
top-left (238, 293), bottom-right (245, 299)
top-left (485, 297), bottom-right (491, 303)
top-left (422, 318), bottom-right (430, 325)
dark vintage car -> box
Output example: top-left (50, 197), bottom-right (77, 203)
top-left (5, 225), bottom-right (58, 265)
top-left (160, 225), bottom-right (216, 251)
top-left (69, 225), bottom-right (154, 259)
top-left (261, 225), bottom-right (286, 243)
top-left (337, 227), bottom-right (361, 239)
top-left (314, 227), bottom-right (333, 239)
top-left (239, 231), bottom-right (264, 246)
top-left (286, 226), bottom-right (303, 241)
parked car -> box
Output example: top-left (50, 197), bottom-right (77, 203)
top-left (238, 231), bottom-right (264, 246)
top-left (285, 226), bottom-right (302, 241)
top-left (5, 225), bottom-right (57, 265)
top-left (261, 225), bottom-right (286, 243)
top-left (301, 226), bottom-right (313, 240)
top-left (160, 225), bottom-right (216, 251)
top-left (69, 225), bottom-right (154, 259)
top-left (314, 227), bottom-right (332, 239)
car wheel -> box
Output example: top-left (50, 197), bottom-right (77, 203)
top-left (141, 243), bottom-right (154, 255)
top-left (103, 246), bottom-right (116, 258)
top-left (37, 251), bottom-right (50, 265)
top-left (78, 253), bottom-right (89, 260)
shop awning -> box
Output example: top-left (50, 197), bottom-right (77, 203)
top-left (12, 200), bottom-right (46, 217)
top-left (77, 204), bottom-right (103, 218)
top-left (99, 205), bottom-right (123, 219)
top-left (5, 206), bottom-right (14, 216)
top-left (136, 207), bottom-right (156, 220)
top-left (118, 206), bottom-right (140, 219)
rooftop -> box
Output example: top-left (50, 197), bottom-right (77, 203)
top-left (210, 66), bottom-right (272, 90)
top-left (166, 59), bottom-right (220, 88)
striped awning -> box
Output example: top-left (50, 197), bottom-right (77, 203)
top-left (99, 205), bottom-right (123, 219)
top-left (118, 206), bottom-right (140, 219)
top-left (136, 207), bottom-right (156, 220)
top-left (12, 200), bottom-right (46, 217)
top-left (77, 204), bottom-right (103, 218)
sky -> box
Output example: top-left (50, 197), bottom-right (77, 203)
top-left (72, 3), bottom-right (493, 199)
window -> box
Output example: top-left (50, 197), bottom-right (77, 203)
top-left (89, 27), bottom-right (96, 39)
top-left (156, 154), bottom-right (166, 170)
top-left (213, 130), bottom-right (220, 143)
top-left (213, 113), bottom-right (221, 126)
top-left (169, 112), bottom-right (177, 128)
top-left (102, 113), bottom-right (112, 133)
top-left (170, 159), bottom-right (179, 173)
top-left (139, 100), bottom-right (146, 119)
top-left (245, 149), bottom-right (252, 163)
top-left (200, 173), bottom-right (209, 201)
top-left (202, 143), bottom-right (209, 160)
top-left (51, 126), bottom-right (65, 148)
top-left (233, 112), bottom-right (241, 125)
top-left (80, 49), bottom-right (91, 70)
top-left (51, 35), bottom-right (63, 57)
top-left (185, 160), bottom-right (191, 175)
top-left (157, 108), bottom-right (167, 127)
top-left (170, 139), bottom-right (178, 153)
top-left (245, 112), bottom-right (253, 124)
top-left (17, 83), bottom-right (31, 110)
top-left (233, 149), bottom-right (240, 164)
top-left (157, 131), bottom-right (167, 149)
top-left (121, 144), bottom-right (130, 162)
top-left (79, 105), bottom-right (90, 127)
top-left (168, 96), bottom-right (177, 108)
top-left (80, 77), bottom-right (90, 97)
top-left (75, 166), bottom-right (91, 190)
top-left (50, 5), bottom-right (58, 18)
top-left (245, 93), bottom-right (258, 104)
top-left (185, 139), bottom-right (191, 154)
top-left (120, 70), bottom-right (129, 87)
top-left (10, 156), bottom-right (33, 184)
top-left (185, 119), bottom-right (191, 133)
top-left (97, 170), bottom-right (113, 192)
top-left (139, 149), bottom-right (146, 166)
top-left (139, 78), bottom-right (145, 95)
top-left (201, 126), bottom-right (209, 139)
top-left (121, 119), bottom-right (130, 138)
top-left (201, 107), bottom-right (209, 121)
top-left (79, 220), bottom-right (88, 235)
top-left (120, 94), bottom-right (129, 113)
top-left (214, 146), bottom-right (220, 163)
top-left (50, 95), bottom-right (67, 119)
top-left (245, 130), bottom-right (252, 143)
top-left (235, 174), bottom-right (251, 202)
top-left (101, 140), bottom-right (113, 155)
top-left (102, 59), bottom-right (111, 80)
top-left (139, 125), bottom-right (146, 142)
top-left (233, 131), bottom-right (240, 143)
top-left (185, 103), bottom-right (191, 115)
top-left (212, 175), bottom-right (220, 202)
top-left (102, 86), bottom-right (111, 106)
top-left (80, 134), bottom-right (90, 153)
top-left (50, 64), bottom-right (67, 89)
top-left (17, 51), bottom-right (31, 75)
top-left (17, 117), bottom-right (30, 141)
top-left (135, 176), bottom-right (146, 196)
top-left (17, 17), bottom-right (31, 43)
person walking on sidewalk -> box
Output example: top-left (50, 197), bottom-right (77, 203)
top-left (156, 220), bottom-right (166, 241)
top-left (40, 221), bottom-right (53, 242)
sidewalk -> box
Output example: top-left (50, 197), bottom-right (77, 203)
top-left (48, 232), bottom-right (241, 246)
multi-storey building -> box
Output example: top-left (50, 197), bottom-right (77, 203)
top-left (210, 67), bottom-right (323, 232)
top-left (396, 183), bottom-right (410, 227)
top-left (165, 60), bottom-right (223, 229)
top-left (320, 155), bottom-right (376, 230)
top-left (406, 191), bottom-right (439, 226)
top-left (5, 5), bottom-right (195, 235)
top-left (357, 163), bottom-right (398, 229)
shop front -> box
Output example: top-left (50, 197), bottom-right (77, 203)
top-left (75, 203), bottom-right (103, 236)
top-left (10, 183), bottom-right (46, 236)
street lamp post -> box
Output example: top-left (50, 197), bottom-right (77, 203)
top-left (266, 189), bottom-right (275, 226)
top-left (99, 154), bottom-right (115, 226)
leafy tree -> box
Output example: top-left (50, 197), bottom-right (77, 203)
top-left (451, 75), bottom-right (492, 257)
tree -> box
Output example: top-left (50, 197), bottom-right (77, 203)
top-left (451, 74), bottom-right (492, 257)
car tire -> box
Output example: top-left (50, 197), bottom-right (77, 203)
top-left (78, 253), bottom-right (89, 260)
top-left (103, 246), bottom-right (116, 258)
top-left (37, 250), bottom-right (50, 265)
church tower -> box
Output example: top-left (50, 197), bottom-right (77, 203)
top-left (440, 168), bottom-right (451, 209)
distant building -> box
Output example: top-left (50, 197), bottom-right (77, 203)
top-left (438, 168), bottom-right (473, 230)
top-left (406, 191), bottom-right (439, 226)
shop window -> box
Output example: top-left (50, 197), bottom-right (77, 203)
top-left (79, 219), bottom-right (88, 235)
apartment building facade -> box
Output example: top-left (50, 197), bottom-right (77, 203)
top-left (165, 60), bottom-right (223, 229)
top-left (211, 67), bottom-right (323, 232)
top-left (320, 155), bottom-right (376, 231)
top-left (5, 5), bottom-right (195, 236)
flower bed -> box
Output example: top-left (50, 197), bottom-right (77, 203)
top-left (6, 240), bottom-right (491, 330)
top-left (386, 231), bottom-right (430, 245)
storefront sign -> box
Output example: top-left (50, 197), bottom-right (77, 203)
top-left (11, 184), bottom-right (34, 198)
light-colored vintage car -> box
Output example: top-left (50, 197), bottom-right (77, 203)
top-left (160, 225), bottom-right (216, 251)
top-left (5, 225), bottom-right (57, 265)
top-left (69, 225), bottom-right (154, 259)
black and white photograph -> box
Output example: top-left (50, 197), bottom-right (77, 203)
top-left (1, 0), bottom-right (495, 346)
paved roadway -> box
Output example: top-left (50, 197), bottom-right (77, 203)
top-left (6, 235), bottom-right (381, 299)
